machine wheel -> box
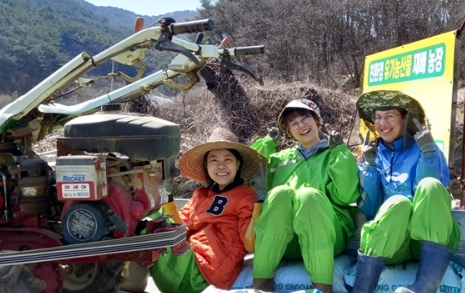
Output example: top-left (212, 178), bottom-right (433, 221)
top-left (61, 262), bottom-right (124, 293)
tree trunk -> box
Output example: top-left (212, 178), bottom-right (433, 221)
top-left (124, 95), bottom-right (159, 116)
top-left (199, 66), bottom-right (259, 142)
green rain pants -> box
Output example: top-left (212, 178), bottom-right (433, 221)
top-left (149, 246), bottom-right (208, 293)
top-left (253, 185), bottom-right (347, 285)
top-left (360, 177), bottom-right (461, 265)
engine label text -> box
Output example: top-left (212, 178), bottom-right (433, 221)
top-left (62, 175), bottom-right (86, 181)
top-left (61, 183), bottom-right (91, 198)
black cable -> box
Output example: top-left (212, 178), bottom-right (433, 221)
top-left (347, 107), bottom-right (359, 148)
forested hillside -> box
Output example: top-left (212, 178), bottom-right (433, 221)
top-left (2, 0), bottom-right (465, 98)
top-left (78, 2), bottom-right (197, 29)
top-left (196, 0), bottom-right (465, 88)
top-left (0, 0), bottom-right (196, 96)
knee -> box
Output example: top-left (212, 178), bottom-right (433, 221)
top-left (417, 177), bottom-right (444, 191)
top-left (385, 195), bottom-right (411, 206)
top-left (295, 187), bottom-right (328, 208)
top-left (267, 185), bottom-right (295, 204)
top-left (378, 195), bottom-right (412, 217)
top-left (413, 178), bottom-right (453, 217)
top-left (416, 177), bottom-right (449, 199)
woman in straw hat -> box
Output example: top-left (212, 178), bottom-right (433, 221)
top-left (148, 127), bottom-right (268, 293)
top-left (249, 98), bottom-right (360, 293)
top-left (353, 90), bottom-right (460, 293)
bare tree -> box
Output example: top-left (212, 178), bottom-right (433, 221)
top-left (198, 0), bottom-right (465, 87)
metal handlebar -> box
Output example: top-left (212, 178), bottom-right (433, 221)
top-left (228, 45), bottom-right (265, 56)
top-left (0, 17), bottom-right (265, 132)
top-left (169, 19), bottom-right (214, 35)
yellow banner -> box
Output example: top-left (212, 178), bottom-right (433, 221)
top-left (362, 30), bottom-right (459, 165)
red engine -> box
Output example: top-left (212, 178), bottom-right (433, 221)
top-left (56, 107), bottom-right (181, 243)
top-left (57, 155), bottom-right (168, 244)
top-left (0, 107), bottom-right (185, 293)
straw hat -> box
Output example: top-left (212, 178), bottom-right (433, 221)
top-left (178, 127), bottom-right (268, 183)
top-left (277, 98), bottom-right (323, 139)
top-left (356, 90), bottom-right (425, 136)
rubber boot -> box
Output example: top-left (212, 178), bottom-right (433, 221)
top-left (313, 283), bottom-right (332, 293)
top-left (253, 278), bottom-right (274, 292)
top-left (394, 241), bottom-right (451, 293)
top-left (120, 261), bottom-right (149, 293)
top-left (352, 250), bottom-right (386, 293)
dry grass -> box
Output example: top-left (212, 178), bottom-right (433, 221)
top-left (157, 81), bottom-right (360, 153)
top-left (30, 79), bottom-right (465, 199)
top-left (153, 81), bottom-right (364, 198)
top-left (452, 88), bottom-right (465, 176)
top-left (155, 82), bottom-right (465, 199)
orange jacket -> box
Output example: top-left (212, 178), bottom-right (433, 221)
top-left (179, 185), bottom-right (256, 289)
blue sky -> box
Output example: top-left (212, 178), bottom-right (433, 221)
top-left (84, 0), bottom-right (202, 16)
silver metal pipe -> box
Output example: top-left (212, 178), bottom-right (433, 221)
top-left (1, 171), bottom-right (9, 221)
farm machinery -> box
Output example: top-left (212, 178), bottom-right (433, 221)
top-left (0, 17), bottom-right (264, 293)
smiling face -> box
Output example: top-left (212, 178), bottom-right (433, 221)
top-left (373, 109), bottom-right (405, 143)
top-left (285, 110), bottom-right (321, 149)
top-left (206, 149), bottom-right (240, 190)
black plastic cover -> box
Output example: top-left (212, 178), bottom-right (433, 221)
top-left (62, 113), bottom-right (180, 160)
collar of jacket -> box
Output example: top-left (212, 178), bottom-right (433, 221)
top-left (379, 133), bottom-right (415, 152)
top-left (297, 139), bottom-right (329, 159)
top-left (211, 176), bottom-right (244, 194)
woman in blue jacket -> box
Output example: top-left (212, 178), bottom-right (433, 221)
top-left (353, 90), bottom-right (460, 293)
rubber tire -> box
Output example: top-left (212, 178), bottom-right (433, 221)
top-left (61, 262), bottom-right (124, 293)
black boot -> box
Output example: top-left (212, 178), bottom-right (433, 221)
top-left (394, 241), bottom-right (451, 293)
top-left (253, 278), bottom-right (274, 292)
top-left (352, 250), bottom-right (386, 293)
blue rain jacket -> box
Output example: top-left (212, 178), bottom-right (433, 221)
top-left (359, 134), bottom-right (450, 220)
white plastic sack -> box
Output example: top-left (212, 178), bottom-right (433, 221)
top-left (202, 286), bottom-right (267, 293)
top-left (230, 254), bottom-right (354, 293)
top-left (202, 286), bottom-right (322, 293)
top-left (344, 261), bottom-right (463, 293)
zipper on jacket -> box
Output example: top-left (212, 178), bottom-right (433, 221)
top-left (389, 150), bottom-right (394, 181)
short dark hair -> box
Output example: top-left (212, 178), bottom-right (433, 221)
top-left (373, 106), bottom-right (408, 118)
top-left (282, 108), bottom-right (320, 127)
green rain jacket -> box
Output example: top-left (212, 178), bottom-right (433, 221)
top-left (251, 135), bottom-right (360, 239)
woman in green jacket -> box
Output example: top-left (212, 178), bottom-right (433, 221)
top-left (250, 98), bottom-right (360, 293)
